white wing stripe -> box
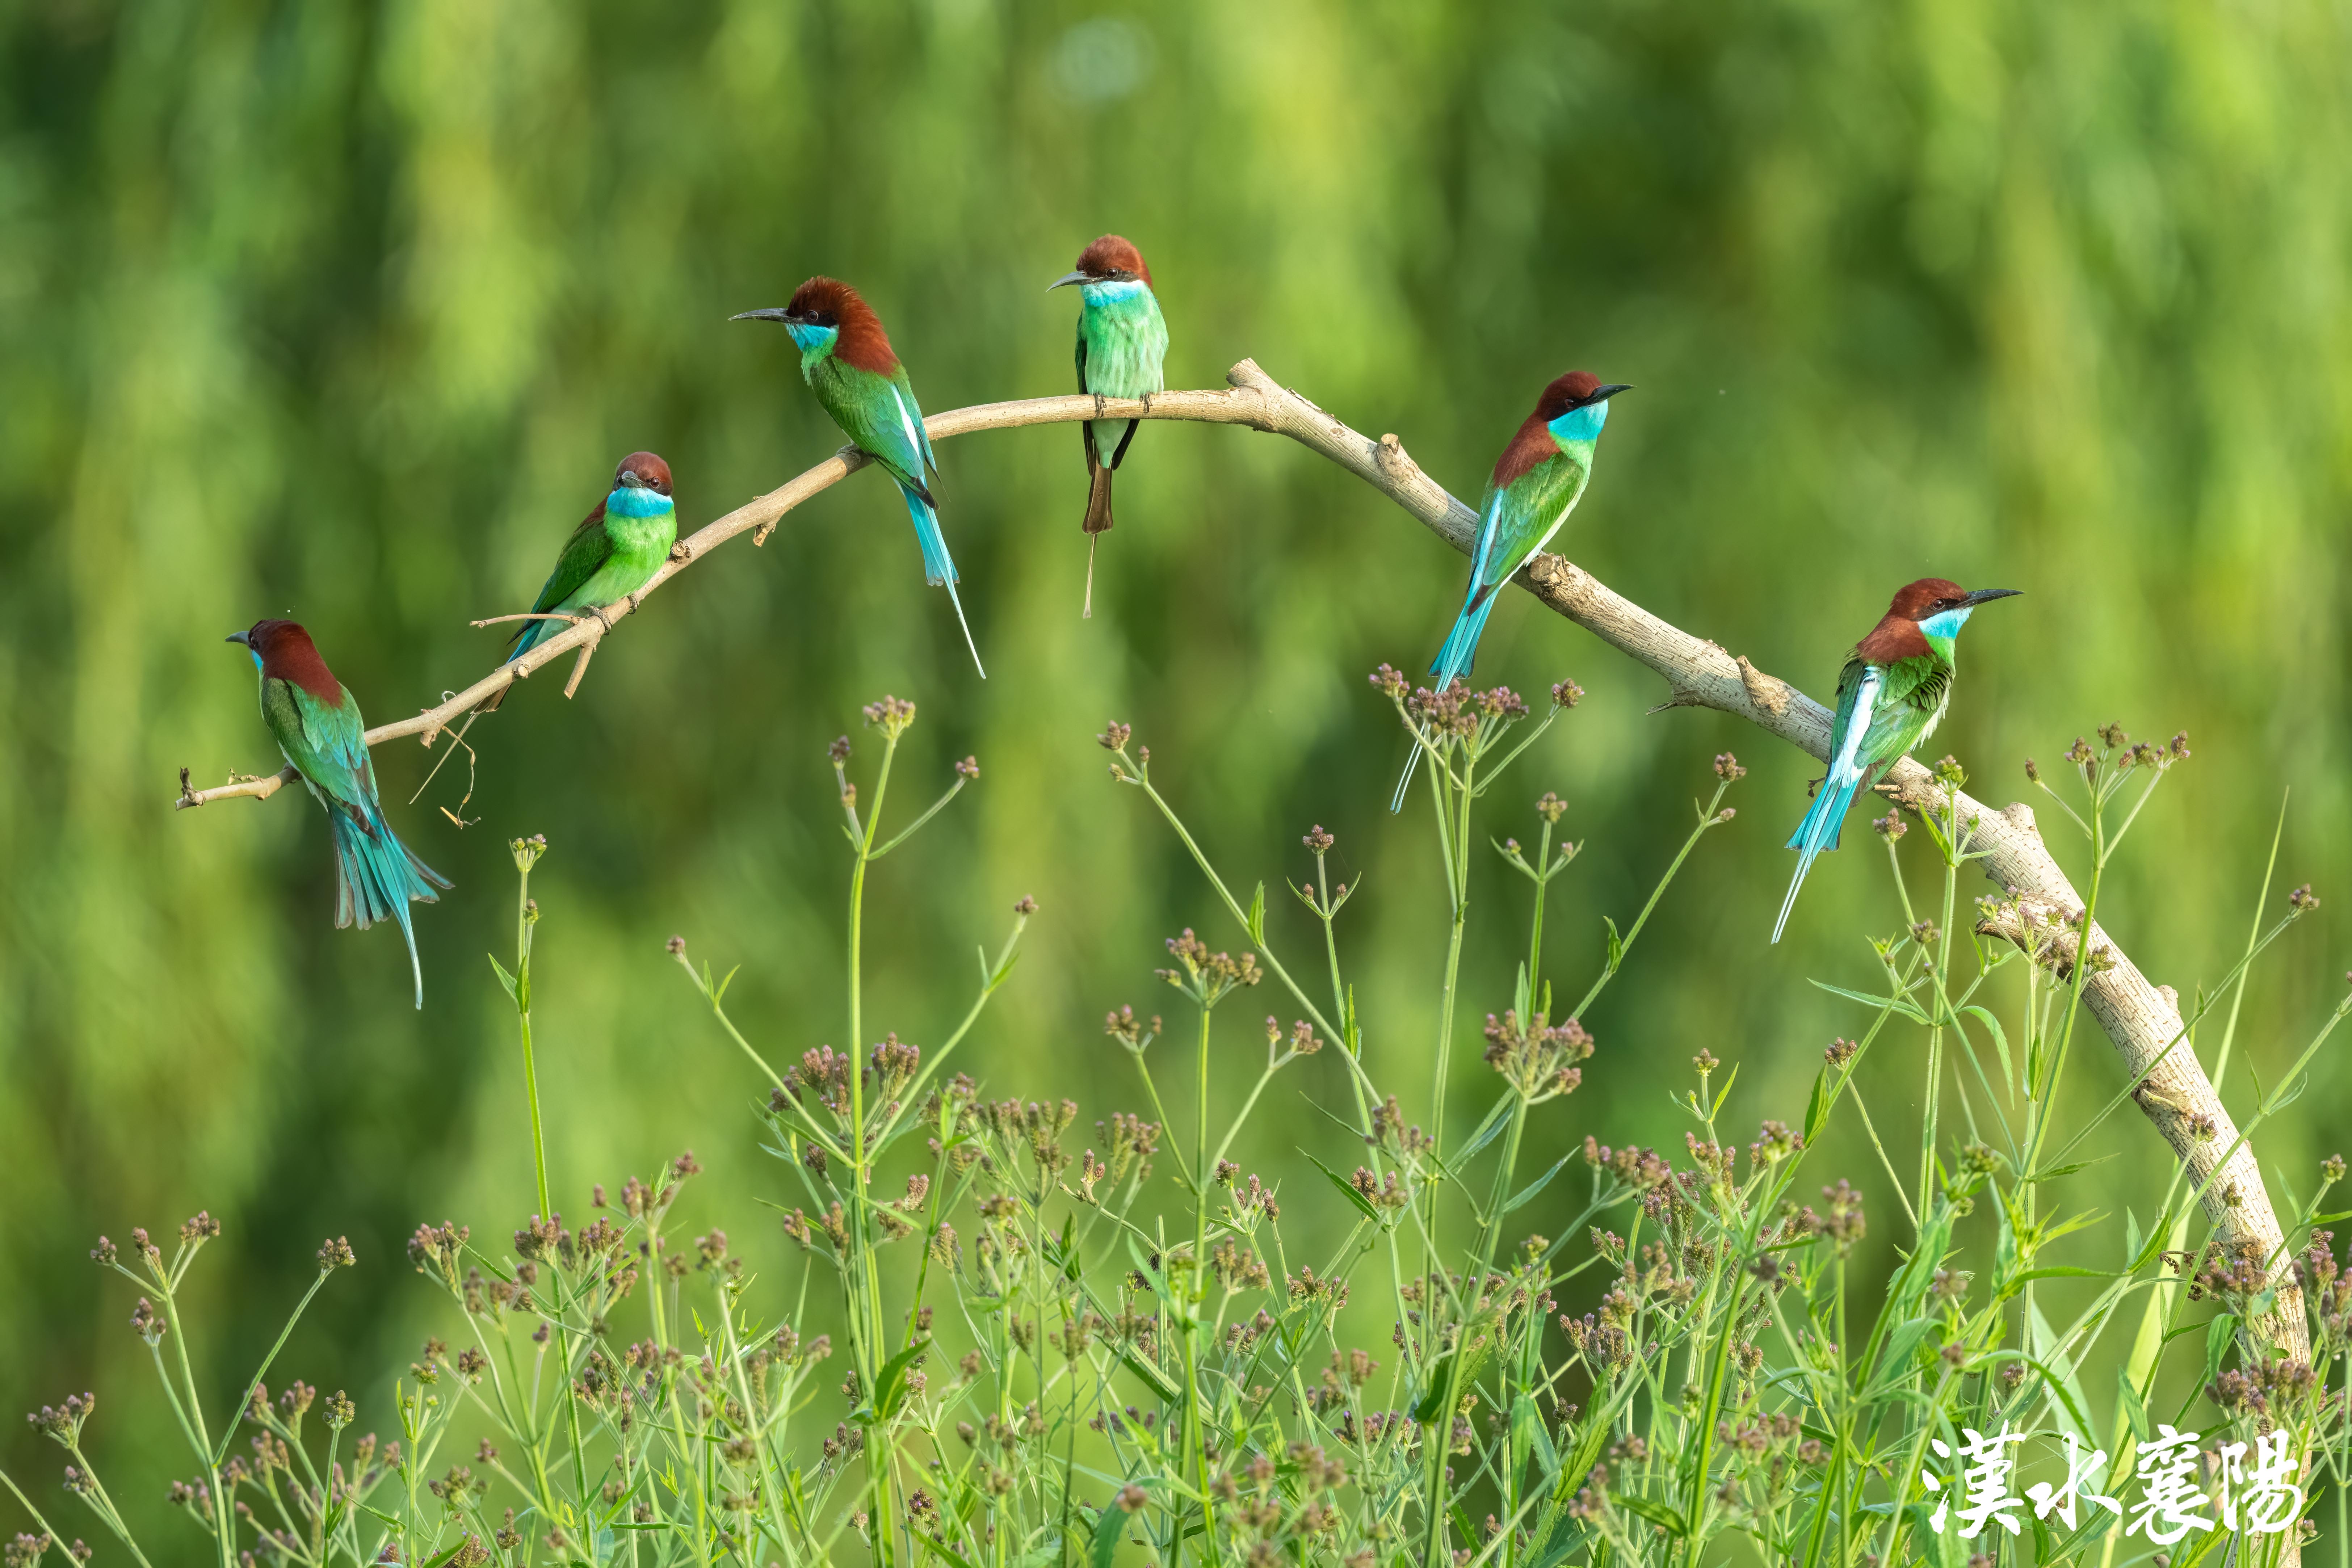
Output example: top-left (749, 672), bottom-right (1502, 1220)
top-left (1468, 493), bottom-right (1503, 587)
top-left (1830, 667), bottom-right (1881, 787)
top-left (891, 387), bottom-right (925, 468)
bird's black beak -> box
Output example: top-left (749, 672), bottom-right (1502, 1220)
top-left (225, 630), bottom-right (250, 647)
top-left (1962, 588), bottom-right (2023, 607)
top-left (1591, 383), bottom-right (1634, 403)
top-left (731, 307), bottom-right (802, 324)
top-left (617, 468), bottom-right (644, 488)
top-left (1046, 270), bottom-right (1091, 292)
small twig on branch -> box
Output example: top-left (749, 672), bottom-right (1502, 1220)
top-left (178, 764), bottom-right (297, 807)
top-left (166, 360), bottom-right (2308, 1371)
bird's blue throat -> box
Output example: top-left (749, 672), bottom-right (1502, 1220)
top-left (785, 321), bottom-right (840, 363)
top-left (1080, 278), bottom-right (1152, 309)
top-left (1917, 605), bottom-right (1975, 640)
top-left (606, 485), bottom-right (675, 520)
top-left (1547, 400), bottom-right (1610, 445)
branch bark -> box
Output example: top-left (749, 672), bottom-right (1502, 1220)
top-left (172, 358), bottom-right (2306, 1365)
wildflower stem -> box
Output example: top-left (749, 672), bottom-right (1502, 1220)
top-left (209, 1268), bottom-right (335, 1468)
top-left (514, 854), bottom-right (551, 1227)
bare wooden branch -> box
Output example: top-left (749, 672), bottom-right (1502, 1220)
top-left (168, 358), bottom-right (2307, 1366)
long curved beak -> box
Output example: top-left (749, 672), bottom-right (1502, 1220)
top-left (225, 630), bottom-right (250, 647)
top-left (731, 307), bottom-right (799, 323)
top-left (1962, 588), bottom-right (2023, 606)
top-left (1593, 383), bottom-right (1634, 401)
top-left (1046, 270), bottom-right (1091, 292)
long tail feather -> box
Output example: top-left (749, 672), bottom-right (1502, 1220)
top-left (1083, 532), bottom-right (1099, 621)
top-left (1771, 771), bottom-right (1864, 944)
top-left (1431, 589), bottom-right (1503, 696)
top-left (899, 478), bottom-right (959, 587)
top-left (329, 804), bottom-right (451, 1008)
top-left (898, 479), bottom-right (985, 678)
top-left (1389, 747), bottom-right (1423, 814)
top-left (942, 576), bottom-right (986, 679)
top-left (1083, 460), bottom-right (1115, 536)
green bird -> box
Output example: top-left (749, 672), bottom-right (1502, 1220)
top-left (478, 451), bottom-right (677, 712)
top-left (1048, 233), bottom-right (1169, 616)
top-left (734, 277), bottom-right (984, 676)
top-left (228, 619), bottom-right (450, 1007)
top-left (1772, 577), bottom-right (2021, 943)
top-left (1394, 370), bottom-right (1630, 810)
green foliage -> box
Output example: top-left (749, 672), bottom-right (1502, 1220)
top-left (11, 692), bottom-right (2349, 1566)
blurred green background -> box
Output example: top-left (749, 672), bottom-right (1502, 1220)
top-left (4, 0), bottom-right (2350, 1538)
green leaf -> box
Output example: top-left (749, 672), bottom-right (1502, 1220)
top-left (1961, 1005), bottom-right (2015, 1089)
top-left (1246, 881), bottom-right (1266, 945)
top-left (2114, 1365), bottom-right (2152, 1446)
top-left (2024, 1154), bottom-right (2117, 1185)
top-left (1865, 1319), bottom-right (1934, 1396)
top-left (874, 1336), bottom-right (932, 1421)
top-left (713, 963), bottom-right (739, 1005)
top-left (1802, 1064), bottom-right (1838, 1147)
top-left (1505, 1153), bottom-right (1575, 1215)
top-left (2201, 1312), bottom-right (2239, 1392)
top-left (1610, 1492), bottom-right (1686, 1537)
top-left (1041, 1213), bottom-right (1081, 1281)
top-left (1810, 979), bottom-right (1930, 1024)
top-left (1412, 1337), bottom-right (1496, 1424)
top-left (1511, 1391), bottom-right (1557, 1479)
top-left (1304, 1152), bottom-right (1382, 1224)
top-left (1091, 1496), bottom-right (1132, 1568)
top-left (1454, 1097), bottom-right (1515, 1164)
top-left (488, 953), bottom-right (519, 1004)
top-left (2004, 1266), bottom-right (2113, 1284)
top-left (1125, 1237), bottom-right (1171, 1304)
top-left (1117, 1347), bottom-right (1180, 1403)
top-left (2028, 1302), bottom-right (2097, 1445)
top-left (1602, 916), bottom-right (1624, 975)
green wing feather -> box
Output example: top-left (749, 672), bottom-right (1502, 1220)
top-left (1474, 451), bottom-right (1591, 598)
top-left (264, 678), bottom-right (376, 819)
top-left (812, 360), bottom-right (933, 497)
top-left (1849, 651), bottom-right (1952, 777)
top-left (526, 504), bottom-right (619, 616)
top-left (1075, 333), bottom-right (1100, 468)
